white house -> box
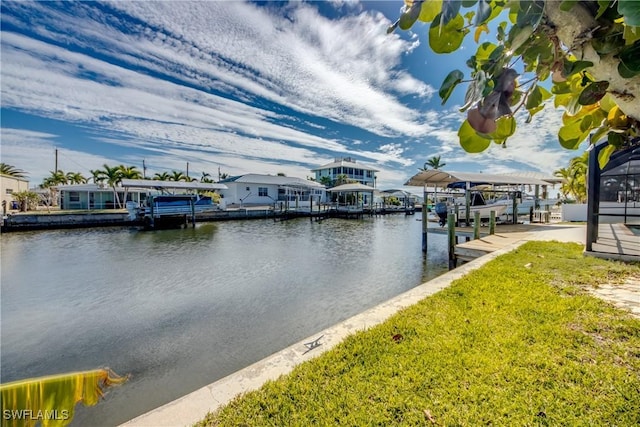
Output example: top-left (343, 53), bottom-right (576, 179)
top-left (218, 174), bottom-right (327, 208)
top-left (311, 157), bottom-right (378, 187)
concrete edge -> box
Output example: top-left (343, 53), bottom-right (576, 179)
top-left (121, 239), bottom-right (527, 427)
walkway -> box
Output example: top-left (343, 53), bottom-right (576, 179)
top-left (121, 223), bottom-right (639, 427)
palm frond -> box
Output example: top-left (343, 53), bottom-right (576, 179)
top-left (0, 368), bottom-right (128, 427)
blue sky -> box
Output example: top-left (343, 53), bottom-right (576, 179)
top-left (1, 0), bottom-right (576, 190)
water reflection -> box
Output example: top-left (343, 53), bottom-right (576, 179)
top-left (1, 216), bottom-right (447, 426)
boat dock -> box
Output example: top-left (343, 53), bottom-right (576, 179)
top-left (426, 218), bottom-right (550, 269)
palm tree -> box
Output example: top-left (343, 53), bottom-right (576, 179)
top-left (169, 170), bottom-right (187, 182)
top-left (90, 169), bottom-right (105, 185)
top-left (97, 164), bottom-right (124, 208)
top-left (554, 152), bottom-right (588, 203)
top-left (319, 176), bottom-right (332, 187)
top-left (117, 165), bottom-right (142, 180)
top-left (423, 156), bottom-right (446, 170)
top-left (65, 171), bottom-right (87, 184)
top-left (553, 167), bottom-right (572, 199)
top-left (200, 172), bottom-right (213, 183)
top-left (568, 152), bottom-right (588, 203)
top-left (116, 165), bottom-right (142, 204)
top-left (41, 170), bottom-right (68, 188)
top-left (153, 172), bottom-right (171, 181)
top-left (0, 163), bottom-right (27, 178)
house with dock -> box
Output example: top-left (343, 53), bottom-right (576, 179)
top-left (218, 174), bottom-right (327, 209)
top-left (311, 157), bottom-right (378, 187)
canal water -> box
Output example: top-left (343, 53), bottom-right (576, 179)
top-left (1, 215), bottom-right (448, 426)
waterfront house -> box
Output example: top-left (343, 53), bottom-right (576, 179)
top-left (1, 174), bottom-right (30, 212)
top-left (56, 184), bottom-right (145, 210)
top-left (311, 157), bottom-right (378, 187)
top-left (218, 174), bottom-right (327, 208)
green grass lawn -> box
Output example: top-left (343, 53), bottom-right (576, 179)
top-left (197, 241), bottom-right (640, 426)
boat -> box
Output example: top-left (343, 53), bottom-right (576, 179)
top-left (431, 191), bottom-right (508, 226)
top-left (127, 194), bottom-right (220, 229)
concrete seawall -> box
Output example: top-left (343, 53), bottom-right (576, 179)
top-left (1, 211), bottom-right (138, 231)
top-left (0, 208), bottom-right (281, 232)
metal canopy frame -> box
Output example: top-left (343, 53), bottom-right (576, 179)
top-left (404, 170), bottom-right (552, 187)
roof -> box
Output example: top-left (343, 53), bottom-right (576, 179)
top-left (219, 174), bottom-right (324, 188)
top-left (311, 159), bottom-right (379, 172)
top-left (328, 183), bottom-right (376, 192)
top-left (55, 184), bottom-right (107, 191)
top-left (404, 170), bottom-right (554, 187)
top-left (120, 179), bottom-right (228, 190)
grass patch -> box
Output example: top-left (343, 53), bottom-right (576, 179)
top-left (197, 241), bottom-right (640, 426)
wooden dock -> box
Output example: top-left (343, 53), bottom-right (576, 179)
top-left (453, 231), bottom-right (532, 263)
top-left (426, 219), bottom-right (542, 269)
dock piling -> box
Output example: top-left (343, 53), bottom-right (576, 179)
top-left (422, 200), bottom-right (428, 253)
top-left (473, 211), bottom-right (480, 240)
top-left (447, 213), bottom-right (456, 270)
top-left (489, 210), bottom-right (496, 235)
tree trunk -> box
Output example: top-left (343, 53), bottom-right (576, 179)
top-left (544, 2), bottom-right (640, 121)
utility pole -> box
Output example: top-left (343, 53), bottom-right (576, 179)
top-left (143, 159), bottom-right (147, 179)
top-left (186, 162), bottom-right (189, 180)
top-left (55, 148), bottom-right (58, 172)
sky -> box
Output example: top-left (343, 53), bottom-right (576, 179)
top-left (0, 0), bottom-right (581, 190)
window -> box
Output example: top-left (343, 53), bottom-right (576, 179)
top-left (258, 187), bottom-right (268, 197)
top-left (69, 192), bottom-right (80, 202)
top-left (5, 189), bottom-right (13, 195)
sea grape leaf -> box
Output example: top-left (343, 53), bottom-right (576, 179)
top-left (458, 119), bottom-right (492, 152)
top-left (525, 84), bottom-right (552, 110)
top-left (598, 143), bottom-right (616, 169)
top-left (516, 0), bottom-right (545, 29)
top-left (607, 131), bottom-right (626, 148)
top-left (562, 60), bottom-right (594, 78)
top-left (558, 121), bottom-right (590, 149)
top-left (430, 13), bottom-right (466, 53)
top-left (475, 0), bottom-right (491, 25)
top-left (474, 24), bottom-right (489, 42)
top-left (399, 1), bottom-right (422, 30)
top-left (578, 81), bottom-right (609, 105)
top-left (507, 24), bottom-right (534, 52)
top-left (618, 40), bottom-right (640, 73)
top-left (596, 0), bottom-right (611, 19)
top-left (485, 116), bottom-right (516, 143)
top-left (623, 25), bottom-right (640, 45)
top-left (439, 70), bottom-right (465, 104)
top-left (618, 0), bottom-right (640, 26)
top-left (459, 70), bottom-right (487, 111)
top-left (419, 0), bottom-right (443, 23)
top-left (441, 0), bottom-right (462, 25)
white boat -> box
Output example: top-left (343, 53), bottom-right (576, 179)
top-left (430, 192), bottom-right (508, 225)
top-left (490, 193), bottom-right (560, 216)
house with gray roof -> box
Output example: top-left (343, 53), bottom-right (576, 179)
top-left (218, 174), bottom-right (327, 208)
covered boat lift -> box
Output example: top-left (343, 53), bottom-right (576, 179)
top-left (120, 179), bottom-right (228, 229)
top-left (405, 170), bottom-right (555, 225)
top-left (327, 183), bottom-right (376, 218)
top-left (119, 179), bottom-right (228, 193)
top-left (405, 170), bottom-right (556, 252)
